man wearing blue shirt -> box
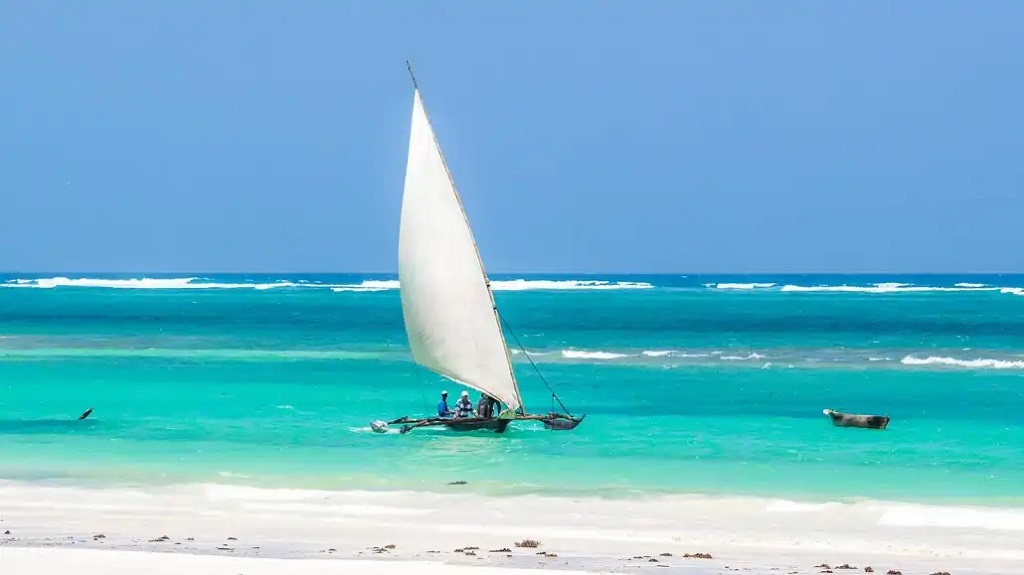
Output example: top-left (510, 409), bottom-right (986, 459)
top-left (437, 390), bottom-right (453, 418)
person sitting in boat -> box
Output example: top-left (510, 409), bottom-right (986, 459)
top-left (454, 390), bottom-right (476, 418)
top-left (437, 390), bottom-right (453, 418)
top-left (477, 393), bottom-right (495, 418)
top-left (477, 388), bottom-right (493, 415)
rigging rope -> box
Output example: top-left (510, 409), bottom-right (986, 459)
top-left (497, 311), bottom-right (573, 417)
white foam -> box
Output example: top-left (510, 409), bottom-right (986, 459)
top-left (641, 350), bottom-right (712, 358)
top-left (489, 279), bottom-right (653, 291)
top-left (763, 499), bottom-right (837, 513)
top-left (331, 278), bottom-right (655, 290)
top-left (3, 276), bottom-right (657, 293)
top-left (780, 282), bottom-right (1024, 295)
top-left (2, 277), bottom-right (307, 290)
top-left (560, 350), bottom-right (630, 360)
top-left (722, 352), bottom-right (766, 361)
top-left (712, 282), bottom-right (776, 290)
top-left (879, 504), bottom-right (1024, 531)
top-left (330, 280), bottom-right (400, 292)
top-left (901, 355), bottom-right (1024, 370)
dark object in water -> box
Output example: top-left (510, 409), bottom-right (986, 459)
top-left (396, 416), bottom-right (513, 434)
top-left (542, 413), bottom-right (586, 430)
top-left (823, 409), bottom-right (890, 429)
top-left (78, 407), bottom-right (94, 421)
top-left (384, 412), bottom-right (585, 434)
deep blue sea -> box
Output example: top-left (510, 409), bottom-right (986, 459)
top-left (1, 273), bottom-right (1023, 506)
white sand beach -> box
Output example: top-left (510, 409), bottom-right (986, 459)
top-left (1, 481), bottom-right (1020, 574)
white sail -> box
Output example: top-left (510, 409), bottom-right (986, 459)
top-left (397, 89), bottom-right (523, 412)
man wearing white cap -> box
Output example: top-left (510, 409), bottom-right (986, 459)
top-left (436, 390), bottom-right (453, 418)
top-left (454, 390), bottom-right (476, 418)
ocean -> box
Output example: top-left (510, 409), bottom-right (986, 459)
top-left (2, 273), bottom-right (1023, 507)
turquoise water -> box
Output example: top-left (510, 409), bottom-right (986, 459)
top-left (2, 273), bottom-right (1023, 505)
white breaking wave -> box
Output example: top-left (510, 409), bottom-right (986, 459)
top-left (722, 352), bottom-right (766, 361)
top-left (641, 350), bottom-right (712, 358)
top-left (879, 503), bottom-right (1024, 531)
top-left (901, 355), bottom-right (1024, 370)
top-left (490, 279), bottom-right (653, 291)
top-left (509, 349), bottom-right (550, 356)
top-left (782, 282), bottom-right (916, 293)
top-left (780, 282), bottom-right (1024, 295)
top-left (561, 350), bottom-right (630, 360)
top-left (330, 280), bottom-right (400, 292)
top-left (331, 279), bottom-right (655, 292)
top-left (709, 282), bottom-right (776, 290)
top-left (3, 277), bottom-right (315, 290)
top-left (2, 277), bottom-right (653, 292)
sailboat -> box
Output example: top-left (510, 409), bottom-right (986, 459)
top-left (371, 64), bottom-right (585, 435)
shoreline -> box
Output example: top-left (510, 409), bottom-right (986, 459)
top-left (7, 471), bottom-right (1024, 510)
top-left (1, 480), bottom-right (1020, 574)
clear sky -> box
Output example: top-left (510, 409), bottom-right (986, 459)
top-left (2, 1), bottom-right (1022, 273)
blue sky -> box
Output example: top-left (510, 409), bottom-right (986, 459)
top-left (1, 1), bottom-right (1021, 273)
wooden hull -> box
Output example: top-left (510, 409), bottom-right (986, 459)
top-left (384, 412), bottom-right (585, 434)
top-left (442, 417), bottom-right (512, 433)
top-left (542, 413), bottom-right (586, 430)
top-left (824, 409), bottom-right (889, 429)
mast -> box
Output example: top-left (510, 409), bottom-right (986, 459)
top-left (403, 61), bottom-right (525, 413)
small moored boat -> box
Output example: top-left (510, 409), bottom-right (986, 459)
top-left (823, 408), bottom-right (890, 429)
